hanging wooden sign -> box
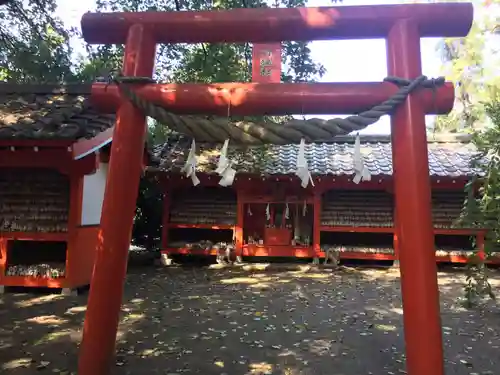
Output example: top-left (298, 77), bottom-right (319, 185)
top-left (252, 43), bottom-right (282, 83)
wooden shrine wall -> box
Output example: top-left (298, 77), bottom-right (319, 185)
top-left (320, 188), bottom-right (469, 229)
top-left (0, 168), bottom-right (70, 233)
top-left (431, 190), bottom-right (466, 228)
top-left (321, 189), bottom-right (394, 228)
top-left (164, 186), bottom-right (238, 253)
top-left (0, 166), bottom-right (99, 289)
top-left (160, 177), bottom-right (495, 263)
top-left (169, 186), bottom-right (237, 226)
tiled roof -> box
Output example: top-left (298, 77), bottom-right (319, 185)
top-left (0, 84), bottom-right (115, 140)
top-left (151, 133), bottom-right (480, 178)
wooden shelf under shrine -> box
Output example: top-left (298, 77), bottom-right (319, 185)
top-left (241, 244), bottom-right (315, 257)
top-left (434, 233), bottom-right (475, 258)
top-left (165, 227), bottom-right (235, 256)
top-left (321, 189), bottom-right (394, 228)
top-left (320, 231), bottom-right (395, 260)
top-left (4, 240), bottom-right (67, 279)
top-left (0, 168), bottom-right (70, 233)
top-left (169, 186), bottom-right (237, 226)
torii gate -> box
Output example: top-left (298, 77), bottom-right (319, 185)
top-left (76, 3), bottom-right (473, 375)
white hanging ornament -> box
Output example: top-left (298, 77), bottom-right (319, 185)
top-left (215, 139), bottom-right (237, 187)
top-left (181, 139), bottom-right (200, 186)
top-left (295, 138), bottom-right (314, 188)
top-left (285, 203), bottom-right (290, 219)
top-left (352, 133), bottom-right (372, 184)
top-left (265, 203), bottom-right (271, 221)
top-left (247, 205), bottom-right (253, 216)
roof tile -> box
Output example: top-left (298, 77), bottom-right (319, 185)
top-left (152, 134), bottom-right (480, 178)
top-left (0, 84), bottom-right (115, 140)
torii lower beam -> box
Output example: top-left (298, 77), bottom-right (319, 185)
top-left (91, 81), bottom-right (455, 116)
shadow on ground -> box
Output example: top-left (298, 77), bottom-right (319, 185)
top-left (0, 261), bottom-right (499, 375)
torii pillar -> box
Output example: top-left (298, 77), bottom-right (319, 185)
top-left (387, 20), bottom-right (445, 374)
top-left (77, 24), bottom-right (156, 374)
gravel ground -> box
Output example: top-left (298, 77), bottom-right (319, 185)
top-left (0, 265), bottom-right (499, 375)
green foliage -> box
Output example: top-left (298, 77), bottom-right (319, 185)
top-left (0, 0), bottom-right (76, 82)
top-left (433, 0), bottom-right (500, 132)
top-left (463, 256), bottom-right (496, 308)
top-left (457, 93), bottom-right (500, 306)
top-left (417, 0), bottom-right (500, 306)
top-left (73, 45), bottom-right (125, 83)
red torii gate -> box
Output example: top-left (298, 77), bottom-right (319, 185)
top-left (77, 3), bottom-right (473, 375)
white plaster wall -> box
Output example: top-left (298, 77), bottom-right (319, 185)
top-left (81, 162), bottom-right (109, 226)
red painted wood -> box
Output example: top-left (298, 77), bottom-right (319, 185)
top-left (433, 228), bottom-right (485, 235)
top-left (252, 43), bottom-right (281, 83)
top-left (92, 81), bottom-right (454, 116)
top-left (318, 227), bottom-right (480, 235)
top-left (81, 3), bottom-right (472, 44)
top-left (162, 244), bottom-right (500, 264)
top-left (235, 195), bottom-right (244, 258)
top-left (163, 247), bottom-right (219, 256)
top-left (476, 232), bottom-right (486, 260)
top-left (68, 227), bottom-right (100, 287)
top-left (434, 254), bottom-right (500, 264)
top-left (0, 149), bottom-right (72, 170)
top-left (313, 194), bottom-right (321, 257)
top-left (387, 20), bottom-right (444, 375)
top-left (0, 276), bottom-right (67, 288)
top-left (0, 232), bottom-right (69, 241)
top-left (239, 195), bottom-right (314, 204)
top-left (156, 173), bottom-right (469, 192)
top-left (168, 223), bottom-right (234, 230)
top-left (0, 140), bottom-right (73, 147)
top-left (339, 252), bottom-right (395, 261)
top-left (77, 25), bottom-right (157, 375)
top-left (264, 228), bottom-right (292, 246)
top-left (242, 245), bottom-right (317, 258)
top-left (319, 226), bottom-right (394, 233)
top-left (72, 126), bottom-right (114, 160)
top-left (161, 191), bottom-right (170, 249)
top-left (0, 230), bottom-right (98, 290)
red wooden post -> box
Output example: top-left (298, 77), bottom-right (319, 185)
top-left (77, 24), bottom-right (157, 375)
top-left (387, 20), bottom-right (444, 375)
top-left (392, 196), bottom-right (399, 265)
top-left (161, 184), bottom-right (171, 249)
top-left (476, 231), bottom-right (486, 260)
top-left (235, 192), bottom-right (244, 260)
top-left (313, 192), bottom-right (321, 258)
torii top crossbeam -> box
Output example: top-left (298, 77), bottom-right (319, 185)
top-left (81, 3), bottom-right (473, 44)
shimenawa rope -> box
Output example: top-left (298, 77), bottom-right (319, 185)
top-left (107, 73), bottom-right (444, 145)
